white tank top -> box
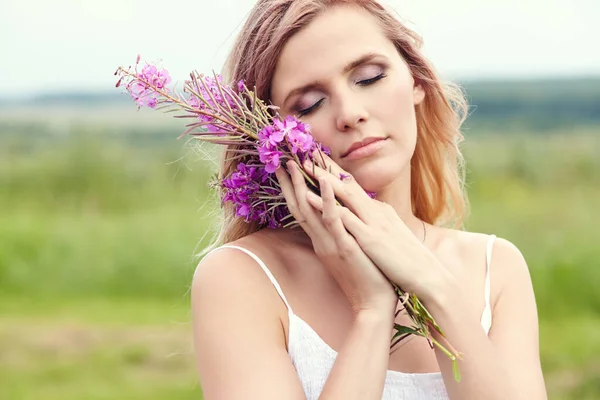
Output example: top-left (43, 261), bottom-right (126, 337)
top-left (207, 234), bottom-right (497, 399)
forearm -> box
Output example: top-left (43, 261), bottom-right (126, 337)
top-left (423, 275), bottom-right (518, 400)
top-left (319, 310), bottom-right (394, 400)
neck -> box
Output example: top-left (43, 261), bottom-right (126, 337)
top-left (374, 165), bottom-right (425, 241)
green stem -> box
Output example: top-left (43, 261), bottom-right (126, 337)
top-left (119, 67), bottom-right (258, 140)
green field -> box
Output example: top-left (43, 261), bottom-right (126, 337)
top-left (1, 106), bottom-right (599, 399)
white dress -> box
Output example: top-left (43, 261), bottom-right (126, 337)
top-left (207, 235), bottom-right (497, 399)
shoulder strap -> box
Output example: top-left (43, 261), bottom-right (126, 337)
top-left (484, 234), bottom-right (496, 309)
top-left (205, 245), bottom-right (294, 317)
top-left (481, 234), bottom-right (497, 334)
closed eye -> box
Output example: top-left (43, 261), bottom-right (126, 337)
top-left (357, 72), bottom-right (386, 86)
top-left (297, 73), bottom-right (386, 117)
top-left (297, 98), bottom-right (324, 117)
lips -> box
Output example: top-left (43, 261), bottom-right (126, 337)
top-left (341, 137), bottom-right (387, 158)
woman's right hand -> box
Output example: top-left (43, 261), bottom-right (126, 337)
top-left (275, 160), bottom-right (398, 319)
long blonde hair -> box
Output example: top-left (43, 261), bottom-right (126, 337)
top-left (206, 0), bottom-right (469, 248)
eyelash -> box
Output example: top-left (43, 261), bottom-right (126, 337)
top-left (297, 73), bottom-right (387, 117)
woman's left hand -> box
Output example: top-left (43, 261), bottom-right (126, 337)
top-left (303, 154), bottom-right (447, 301)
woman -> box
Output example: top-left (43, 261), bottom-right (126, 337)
top-left (191, 1), bottom-right (548, 399)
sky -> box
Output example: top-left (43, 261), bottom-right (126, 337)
top-left (1, 0), bottom-right (599, 96)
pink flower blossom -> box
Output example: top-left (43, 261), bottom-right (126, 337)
top-left (287, 125), bottom-right (314, 154)
top-left (237, 80), bottom-right (246, 92)
top-left (126, 81), bottom-right (158, 109)
top-left (258, 148), bottom-right (282, 173)
top-left (139, 64), bottom-right (171, 89)
top-left (258, 125), bottom-right (285, 147)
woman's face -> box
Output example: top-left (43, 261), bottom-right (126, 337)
top-left (271, 5), bottom-right (425, 192)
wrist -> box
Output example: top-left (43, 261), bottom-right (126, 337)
top-left (419, 265), bottom-right (459, 310)
top-left (355, 307), bottom-right (395, 330)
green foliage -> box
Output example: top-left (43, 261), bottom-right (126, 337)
top-left (461, 77), bottom-right (600, 131)
top-left (0, 117), bottom-right (598, 399)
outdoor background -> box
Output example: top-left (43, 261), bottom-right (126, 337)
top-left (1, 0), bottom-right (599, 399)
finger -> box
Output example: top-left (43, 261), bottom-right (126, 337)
top-left (337, 203), bottom-right (369, 240)
top-left (302, 157), bottom-right (366, 195)
top-left (303, 159), bottom-right (371, 221)
top-left (314, 153), bottom-right (375, 199)
top-left (285, 162), bottom-right (340, 258)
top-left (305, 190), bottom-right (324, 211)
top-left (287, 160), bottom-right (326, 233)
top-left (274, 166), bottom-right (312, 234)
top-left (320, 177), bottom-right (347, 237)
top-left (307, 182), bottom-right (367, 240)
top-left (318, 178), bottom-right (363, 262)
top-left (304, 152), bottom-right (344, 180)
top-left (309, 151), bottom-right (350, 181)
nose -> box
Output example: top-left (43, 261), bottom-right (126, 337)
top-left (334, 92), bottom-right (369, 132)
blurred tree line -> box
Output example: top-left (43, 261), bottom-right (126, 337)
top-left (1, 77), bottom-right (599, 139)
top-left (461, 77), bottom-right (600, 132)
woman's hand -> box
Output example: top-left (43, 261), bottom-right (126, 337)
top-left (275, 160), bottom-right (398, 318)
top-left (302, 154), bottom-right (448, 302)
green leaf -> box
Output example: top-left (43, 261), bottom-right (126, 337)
top-left (393, 324), bottom-right (420, 338)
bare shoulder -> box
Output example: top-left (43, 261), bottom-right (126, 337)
top-left (434, 226), bottom-right (528, 272)
top-left (431, 227), bottom-right (532, 306)
top-left (431, 227), bottom-right (491, 270)
top-left (192, 229), bottom-right (290, 321)
top-left (191, 230), bottom-right (306, 398)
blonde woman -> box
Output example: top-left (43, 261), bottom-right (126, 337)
top-left (191, 1), bottom-right (547, 399)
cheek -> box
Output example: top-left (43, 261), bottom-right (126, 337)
top-left (301, 116), bottom-right (335, 148)
top-left (381, 79), bottom-right (415, 118)
top-left (377, 79), bottom-right (419, 138)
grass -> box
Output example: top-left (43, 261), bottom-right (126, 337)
top-left (0, 119), bottom-right (599, 399)
top-left (0, 316), bottom-right (199, 400)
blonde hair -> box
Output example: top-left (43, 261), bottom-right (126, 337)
top-left (206, 0), bottom-right (469, 248)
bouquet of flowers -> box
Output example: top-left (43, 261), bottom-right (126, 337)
top-left (115, 55), bottom-right (462, 381)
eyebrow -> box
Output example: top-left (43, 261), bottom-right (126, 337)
top-left (281, 52), bottom-right (386, 108)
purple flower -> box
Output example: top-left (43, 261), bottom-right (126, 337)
top-left (188, 94), bottom-right (200, 109)
top-left (273, 115), bottom-right (299, 136)
top-left (220, 162), bottom-right (272, 223)
top-left (287, 125), bottom-right (314, 154)
top-left (258, 125), bottom-right (285, 147)
top-left (138, 64), bottom-right (171, 89)
top-left (228, 163), bottom-right (267, 187)
top-left (259, 148), bottom-right (282, 173)
top-left (127, 81), bottom-right (158, 109)
top-left (269, 115), bottom-right (317, 155)
top-left (320, 144), bottom-right (332, 156)
top-left (122, 61), bottom-right (172, 109)
top-left (185, 74), bottom-right (240, 126)
top-left (219, 161), bottom-right (285, 226)
top-left (144, 96), bottom-right (158, 109)
top-left (203, 76), bottom-right (227, 109)
top-left (205, 123), bottom-right (229, 135)
top-left (236, 203), bottom-right (251, 218)
top-left (237, 80), bottom-right (246, 93)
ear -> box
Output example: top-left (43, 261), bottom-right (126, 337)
top-left (413, 83), bottom-right (425, 105)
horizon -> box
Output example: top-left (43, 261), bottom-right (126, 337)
top-left (2, 74), bottom-right (599, 104)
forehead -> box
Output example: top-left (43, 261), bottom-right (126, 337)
top-left (271, 6), bottom-right (397, 104)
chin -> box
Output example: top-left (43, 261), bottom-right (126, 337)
top-left (350, 157), bottom-right (407, 193)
